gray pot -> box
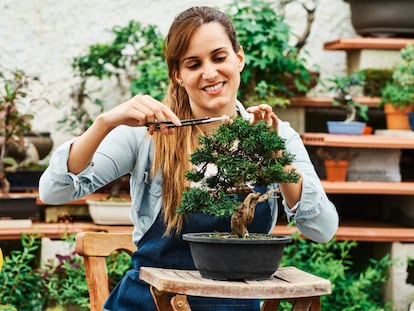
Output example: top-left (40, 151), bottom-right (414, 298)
top-left (346, 0), bottom-right (414, 37)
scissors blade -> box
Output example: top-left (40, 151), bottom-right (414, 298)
top-left (145, 116), bottom-right (229, 130)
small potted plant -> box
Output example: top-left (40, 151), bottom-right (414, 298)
top-left (381, 44), bottom-right (414, 130)
top-left (178, 117), bottom-right (299, 280)
top-left (326, 71), bottom-right (369, 135)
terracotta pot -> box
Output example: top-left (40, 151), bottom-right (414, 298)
top-left (324, 160), bottom-right (349, 182)
top-left (383, 103), bottom-right (413, 130)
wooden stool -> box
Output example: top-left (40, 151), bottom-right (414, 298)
top-left (140, 266), bottom-right (331, 311)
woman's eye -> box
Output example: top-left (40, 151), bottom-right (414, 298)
top-left (214, 55), bottom-right (226, 63)
top-left (187, 63), bottom-right (200, 70)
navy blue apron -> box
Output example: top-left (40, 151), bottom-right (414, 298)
top-left (104, 188), bottom-right (273, 311)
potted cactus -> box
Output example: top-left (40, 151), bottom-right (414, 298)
top-left (178, 117), bottom-right (299, 280)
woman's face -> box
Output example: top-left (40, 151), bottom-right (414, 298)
top-left (176, 22), bottom-right (244, 117)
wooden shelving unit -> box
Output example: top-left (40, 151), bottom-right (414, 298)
top-left (289, 96), bottom-right (381, 108)
top-left (301, 132), bottom-right (414, 149)
top-left (324, 37), bottom-right (414, 51)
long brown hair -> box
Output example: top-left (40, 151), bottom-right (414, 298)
top-left (152, 6), bottom-right (241, 234)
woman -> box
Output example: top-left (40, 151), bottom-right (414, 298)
top-left (39, 6), bottom-right (338, 311)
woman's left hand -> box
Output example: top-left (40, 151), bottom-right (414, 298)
top-left (246, 104), bottom-right (279, 129)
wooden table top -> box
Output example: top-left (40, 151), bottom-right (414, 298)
top-left (139, 266), bottom-right (331, 299)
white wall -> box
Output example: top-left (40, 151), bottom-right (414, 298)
top-left (0, 0), bottom-right (356, 149)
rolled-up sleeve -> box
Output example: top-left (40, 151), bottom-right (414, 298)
top-left (279, 121), bottom-right (339, 243)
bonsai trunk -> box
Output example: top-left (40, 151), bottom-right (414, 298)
top-left (230, 190), bottom-right (275, 238)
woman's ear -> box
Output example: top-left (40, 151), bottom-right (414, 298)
top-left (237, 46), bottom-right (245, 72)
top-left (174, 72), bottom-right (182, 85)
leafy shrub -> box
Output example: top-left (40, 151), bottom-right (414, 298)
top-left (0, 234), bottom-right (131, 310)
top-left (280, 234), bottom-right (394, 311)
top-left (226, 0), bottom-right (314, 107)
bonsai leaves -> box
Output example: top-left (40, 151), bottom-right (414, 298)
top-left (178, 117), bottom-right (300, 236)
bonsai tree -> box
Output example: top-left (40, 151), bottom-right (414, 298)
top-left (328, 72), bottom-right (368, 122)
top-left (178, 117), bottom-right (300, 238)
top-left (381, 44), bottom-right (414, 110)
top-left (0, 70), bottom-right (38, 196)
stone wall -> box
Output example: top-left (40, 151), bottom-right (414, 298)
top-left (0, 0), bottom-right (356, 148)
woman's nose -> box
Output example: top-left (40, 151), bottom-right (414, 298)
top-left (201, 63), bottom-right (218, 80)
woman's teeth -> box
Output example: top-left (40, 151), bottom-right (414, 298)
top-left (204, 82), bottom-right (223, 92)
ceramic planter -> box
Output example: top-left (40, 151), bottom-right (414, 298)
top-left (182, 232), bottom-right (292, 281)
top-left (383, 104), bottom-right (413, 130)
top-left (346, 0), bottom-right (414, 37)
top-left (326, 121), bottom-right (366, 135)
top-left (87, 199), bottom-right (132, 225)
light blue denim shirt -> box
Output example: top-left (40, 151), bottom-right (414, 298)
top-left (39, 102), bottom-right (338, 243)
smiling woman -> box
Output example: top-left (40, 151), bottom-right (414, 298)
top-left (39, 6), bottom-right (337, 311)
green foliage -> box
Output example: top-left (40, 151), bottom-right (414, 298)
top-left (178, 117), bottom-right (299, 218)
top-left (280, 235), bottom-right (394, 311)
top-left (0, 69), bottom-right (45, 195)
top-left (0, 234), bottom-right (131, 310)
top-left (226, 0), bottom-right (314, 107)
top-left (64, 20), bottom-right (167, 134)
top-left (0, 234), bottom-right (46, 310)
top-left (359, 68), bottom-right (393, 97)
top-left (381, 44), bottom-right (414, 109)
top-left (328, 71), bottom-right (368, 122)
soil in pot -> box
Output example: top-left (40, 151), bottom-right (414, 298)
top-left (182, 232), bottom-right (292, 281)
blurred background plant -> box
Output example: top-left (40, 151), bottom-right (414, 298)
top-left (0, 69), bottom-right (51, 196)
top-left (280, 233), bottom-right (394, 311)
top-left (327, 71), bottom-right (368, 122)
top-left (0, 234), bottom-right (131, 310)
top-left (226, 0), bottom-right (319, 108)
top-left (60, 20), bottom-right (167, 135)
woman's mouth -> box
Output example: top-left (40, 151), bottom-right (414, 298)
top-left (203, 82), bottom-right (224, 93)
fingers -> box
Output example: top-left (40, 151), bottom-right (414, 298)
top-left (115, 94), bottom-right (181, 135)
top-left (246, 104), bottom-right (279, 129)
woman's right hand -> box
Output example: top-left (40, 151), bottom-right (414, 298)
top-left (101, 94), bottom-right (182, 135)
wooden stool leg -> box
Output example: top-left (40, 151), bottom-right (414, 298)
top-left (310, 297), bottom-right (321, 311)
top-left (261, 298), bottom-right (281, 311)
top-left (170, 295), bottom-right (191, 311)
top-left (291, 297), bottom-right (312, 311)
top-left (150, 286), bottom-right (173, 311)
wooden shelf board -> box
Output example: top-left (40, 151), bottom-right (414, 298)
top-left (0, 222), bottom-right (133, 240)
top-left (321, 181), bottom-right (414, 195)
top-left (301, 132), bottom-right (414, 149)
top-left (2, 220), bottom-right (412, 242)
top-left (290, 96), bottom-right (381, 108)
top-left (324, 37), bottom-right (414, 51)
top-left (272, 221), bottom-right (414, 242)
top-left (36, 193), bottom-right (131, 206)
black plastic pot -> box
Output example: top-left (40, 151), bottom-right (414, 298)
top-left (183, 232), bottom-right (292, 281)
top-left (346, 0), bottom-right (414, 37)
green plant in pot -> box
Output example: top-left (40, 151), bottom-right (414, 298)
top-left (0, 69), bottom-right (52, 196)
top-left (178, 117), bottom-right (300, 280)
top-left (226, 0), bottom-right (317, 108)
top-left (381, 44), bottom-right (414, 130)
top-left (326, 72), bottom-right (369, 135)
